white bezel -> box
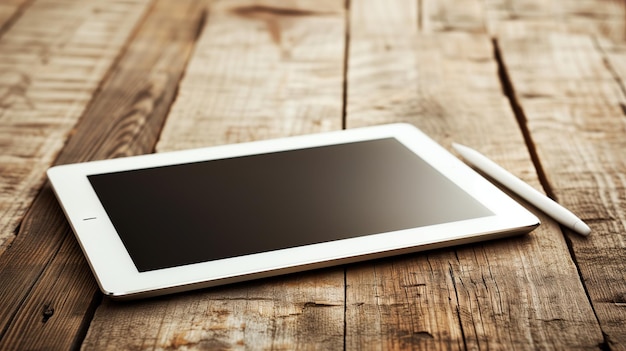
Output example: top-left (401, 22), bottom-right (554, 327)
top-left (47, 123), bottom-right (539, 299)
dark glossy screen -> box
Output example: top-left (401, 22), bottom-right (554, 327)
top-left (88, 138), bottom-right (493, 272)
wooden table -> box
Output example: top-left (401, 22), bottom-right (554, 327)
top-left (0, 0), bottom-right (625, 349)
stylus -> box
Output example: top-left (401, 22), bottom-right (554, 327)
top-left (452, 143), bottom-right (591, 236)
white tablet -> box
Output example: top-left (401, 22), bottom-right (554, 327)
top-left (47, 123), bottom-right (539, 299)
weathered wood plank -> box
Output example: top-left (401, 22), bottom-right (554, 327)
top-left (157, 0), bottom-right (345, 151)
top-left (486, 0), bottom-right (626, 42)
top-left (81, 0), bottom-right (347, 349)
top-left (84, 271), bottom-right (346, 350)
top-left (0, 0), bottom-right (151, 254)
top-left (499, 31), bottom-right (626, 350)
top-left (0, 1), bottom-right (206, 349)
top-left (0, 223), bottom-right (100, 350)
top-left (345, 0), bottom-right (605, 349)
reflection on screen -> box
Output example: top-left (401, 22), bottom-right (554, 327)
top-left (88, 138), bottom-right (493, 272)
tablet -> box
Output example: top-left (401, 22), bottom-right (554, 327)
top-left (47, 123), bottom-right (539, 299)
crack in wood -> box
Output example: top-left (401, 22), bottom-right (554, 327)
top-left (491, 38), bottom-right (553, 200)
top-left (448, 263), bottom-right (468, 351)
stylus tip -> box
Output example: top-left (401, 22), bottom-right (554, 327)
top-left (574, 220), bottom-right (591, 236)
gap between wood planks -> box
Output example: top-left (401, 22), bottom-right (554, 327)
top-left (448, 262), bottom-right (469, 351)
top-left (341, 0), bottom-right (351, 131)
top-left (491, 39), bottom-right (554, 201)
top-left (343, 267), bottom-right (348, 351)
top-left (341, 2), bottom-right (350, 350)
top-left (492, 37), bottom-right (612, 351)
top-left (340, 4), bottom-right (350, 350)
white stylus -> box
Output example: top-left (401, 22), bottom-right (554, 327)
top-left (452, 143), bottom-right (591, 236)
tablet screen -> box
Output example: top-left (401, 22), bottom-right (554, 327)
top-left (88, 138), bottom-right (493, 272)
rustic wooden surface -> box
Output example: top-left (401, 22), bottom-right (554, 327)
top-left (0, 0), bottom-right (624, 349)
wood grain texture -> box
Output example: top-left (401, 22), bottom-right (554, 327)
top-left (422, 0), bottom-right (486, 33)
top-left (486, 0), bottom-right (626, 42)
top-left (0, 0), bottom-right (206, 349)
top-left (0, 0), bottom-right (32, 36)
top-left (0, 221), bottom-right (100, 350)
top-left (81, 0), bottom-right (347, 349)
top-left (599, 38), bottom-right (626, 87)
top-left (84, 271), bottom-right (346, 350)
top-left (499, 31), bottom-right (626, 349)
top-left (345, 0), bottom-right (605, 349)
top-left (0, 0), bottom-right (150, 254)
top-left (0, 0), bottom-right (622, 349)
top-left (156, 0), bottom-right (345, 151)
